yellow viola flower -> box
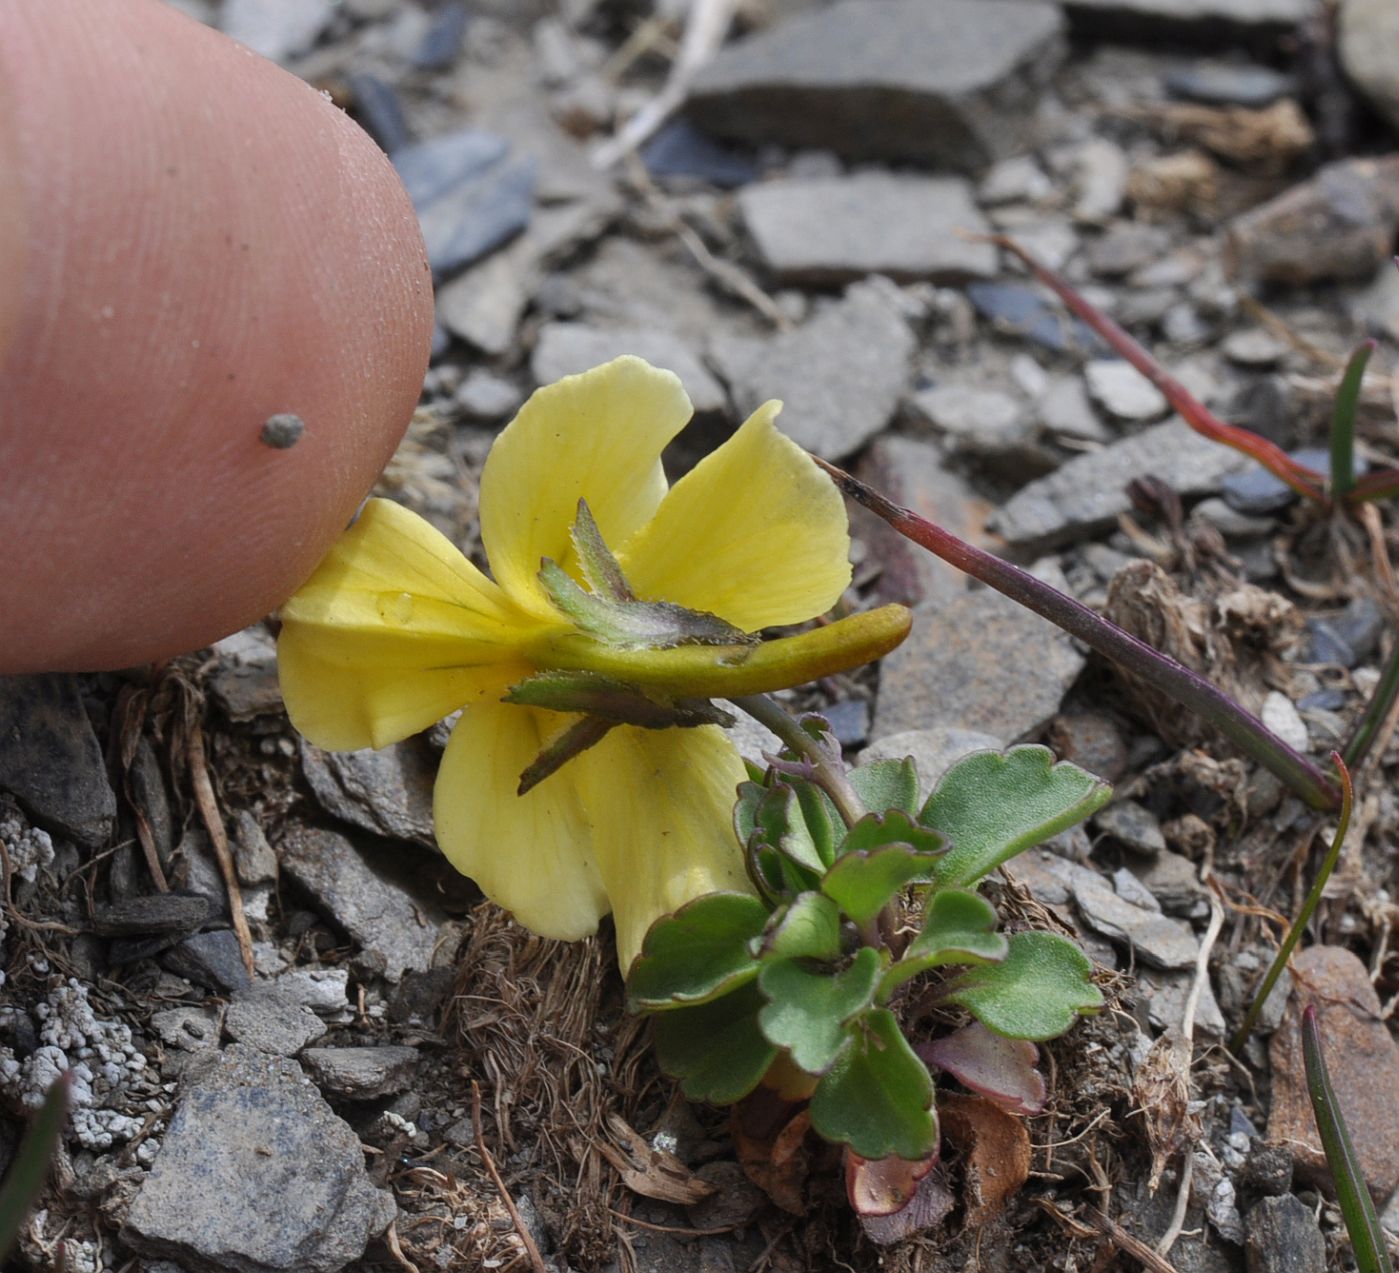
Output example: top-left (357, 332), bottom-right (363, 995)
top-left (278, 356), bottom-right (910, 969)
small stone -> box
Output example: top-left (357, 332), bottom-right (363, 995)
top-left (978, 155), bottom-right (1053, 206)
top-left (738, 173), bottom-right (996, 285)
top-left (207, 626), bottom-right (282, 721)
top-left (1333, 594), bottom-right (1385, 663)
top-left (906, 384), bottom-right (1034, 463)
top-left (531, 323), bottom-right (726, 414)
top-left (1164, 62), bottom-right (1297, 108)
top-left (686, 0), bottom-right (1066, 170)
top-left (1094, 801), bottom-right (1167, 856)
top-left (1136, 965), bottom-right (1226, 1037)
top-left (967, 281), bottom-right (1105, 356)
top-left (641, 120), bottom-right (759, 188)
top-left (1071, 870), bottom-right (1199, 969)
top-left (1072, 138), bottom-right (1129, 223)
top-left (1221, 449), bottom-right (1335, 515)
top-left (161, 929), bottom-right (252, 994)
top-left (301, 1046), bottom-right (420, 1101)
top-left (1245, 1194), bottom-right (1326, 1273)
top-left (1260, 692), bottom-right (1308, 753)
top-left (1086, 223), bottom-right (1173, 277)
top-left (300, 739), bottom-right (437, 851)
top-left (1267, 946), bottom-right (1399, 1203)
top-left (0, 674), bottom-right (116, 849)
top-left (1241, 1142), bottom-right (1293, 1197)
top-left (1046, 712), bottom-right (1129, 783)
top-left (258, 413), bottom-right (305, 449)
top-left (122, 1046), bottom-right (395, 1272)
top-left (859, 726), bottom-right (1003, 796)
top-left (873, 572), bottom-right (1085, 742)
top-left (1222, 329), bottom-right (1286, 367)
top-left (1129, 848), bottom-right (1207, 917)
top-left (411, 1), bottom-right (468, 71)
top-left (1084, 360), bottom-right (1170, 423)
top-left (991, 418), bottom-right (1249, 550)
top-left (150, 1005), bottom-right (222, 1053)
top-left (91, 893), bottom-right (210, 938)
top-left (1039, 375), bottom-right (1111, 443)
top-left (1339, 0), bottom-right (1399, 136)
top-left (454, 371), bottom-right (522, 422)
top-left (709, 282), bottom-right (914, 459)
top-left (279, 827), bottom-right (443, 982)
top-left (275, 968), bottom-right (352, 1018)
top-left (345, 72), bottom-right (411, 157)
top-left (1191, 497), bottom-right (1276, 539)
top-left (232, 811), bottom-right (279, 887)
top-left (225, 989), bottom-right (328, 1056)
top-left (822, 699), bottom-right (870, 748)
top-left (436, 247), bottom-right (530, 356)
top-left (220, 0), bottom-right (335, 63)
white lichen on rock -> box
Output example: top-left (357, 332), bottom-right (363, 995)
top-left (0, 798), bottom-right (55, 885)
top-left (0, 978), bottom-right (149, 1150)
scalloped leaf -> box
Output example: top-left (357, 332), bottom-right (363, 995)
top-left (809, 1008), bottom-right (937, 1161)
top-left (879, 888), bottom-right (1008, 999)
top-left (755, 784), bottom-right (826, 877)
top-left (653, 983), bottom-right (778, 1105)
top-left (919, 1022), bottom-right (1046, 1115)
top-left (758, 947), bottom-right (881, 1075)
top-left (919, 746), bottom-right (1111, 887)
top-left (823, 828), bottom-right (945, 925)
top-left (627, 893), bottom-right (769, 1011)
top-left (944, 931), bottom-right (1102, 1041)
top-left (761, 892), bottom-right (843, 961)
top-left (794, 782), bottom-right (841, 869)
top-left (848, 756), bottom-right (921, 816)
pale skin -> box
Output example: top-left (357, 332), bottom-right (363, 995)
top-left (0, 0), bottom-right (436, 673)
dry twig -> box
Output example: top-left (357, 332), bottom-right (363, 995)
top-left (186, 717), bottom-right (255, 976)
top-left (472, 1080), bottom-right (548, 1273)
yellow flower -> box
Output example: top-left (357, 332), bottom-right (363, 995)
top-left (278, 357), bottom-right (910, 969)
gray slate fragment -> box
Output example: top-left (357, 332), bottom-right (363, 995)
top-left (224, 990), bottom-right (328, 1056)
top-left (231, 812), bottom-right (279, 887)
top-left (1084, 360), bottom-right (1169, 423)
top-left (300, 740), bottom-right (437, 851)
top-left (220, 0), bottom-right (335, 63)
top-left (531, 323), bottom-right (727, 414)
top-left (1071, 871), bottom-right (1199, 969)
top-left (122, 1045), bottom-right (395, 1273)
top-left (907, 385), bottom-right (1033, 461)
top-left (279, 828), bottom-right (442, 982)
top-left (207, 628), bottom-right (282, 722)
top-left (873, 577), bottom-right (1085, 742)
top-left (0, 674), bottom-right (115, 848)
top-left (1094, 801), bottom-right (1167, 856)
top-left (1245, 1194), bottom-right (1326, 1273)
top-left (92, 893), bottom-right (211, 938)
top-left (161, 931), bottom-right (251, 994)
top-left (990, 418), bottom-right (1250, 550)
top-left (301, 1046), bottom-right (420, 1101)
top-left (1340, 0), bottom-right (1399, 137)
top-left (709, 283), bottom-right (914, 459)
top-left (687, 0), bottom-right (1065, 170)
top-left (738, 174), bottom-right (996, 285)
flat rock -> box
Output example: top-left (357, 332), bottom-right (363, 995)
top-left (1338, 0), bottom-right (1399, 134)
top-left (906, 384), bottom-right (1036, 462)
top-left (1245, 1194), bottom-right (1326, 1273)
top-left (967, 281), bottom-right (1106, 356)
top-left (122, 1045), bottom-right (395, 1273)
top-left (279, 828), bottom-right (442, 982)
top-left (220, 0), bottom-right (334, 63)
top-left (1094, 801), bottom-right (1167, 856)
top-left (1267, 945), bottom-right (1399, 1204)
top-left (1071, 870), bottom-right (1199, 969)
top-left (161, 930), bottom-right (252, 994)
top-left (854, 434), bottom-right (988, 607)
top-left (1038, 374), bottom-right (1111, 443)
top-left (990, 418), bottom-right (1250, 550)
top-left (300, 739), bottom-right (437, 851)
top-left (872, 572), bottom-right (1085, 741)
top-left (686, 0), bottom-right (1065, 170)
top-left (224, 990), bottom-right (328, 1056)
top-left (206, 628), bottom-right (282, 722)
top-left (738, 174), bottom-right (996, 285)
top-left (859, 726), bottom-right (1003, 796)
top-left (92, 893), bottom-right (211, 938)
top-left (301, 1046), bottom-right (420, 1100)
top-left (0, 674), bottom-right (115, 848)
top-left (530, 323), bottom-right (726, 414)
top-left (1084, 361), bottom-right (1170, 423)
top-left (709, 283), bottom-right (914, 459)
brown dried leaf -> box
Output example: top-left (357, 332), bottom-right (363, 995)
top-left (858, 1167), bottom-right (955, 1246)
top-left (600, 1114), bottom-right (716, 1206)
top-left (939, 1093), bottom-right (1031, 1227)
top-left (732, 1092), bottom-right (812, 1216)
top-left (1131, 1030), bottom-right (1198, 1193)
top-left (845, 1150), bottom-right (937, 1218)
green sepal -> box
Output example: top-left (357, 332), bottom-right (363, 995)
top-left (760, 891), bottom-right (843, 961)
top-left (809, 1007), bottom-right (937, 1161)
top-left (627, 893), bottom-right (769, 1011)
top-left (944, 931), bottom-right (1102, 1041)
top-left (758, 947), bottom-right (882, 1076)
top-left (653, 982), bottom-right (778, 1105)
top-left (848, 756), bottom-right (920, 816)
top-left (878, 888), bottom-right (1008, 1000)
top-left (504, 670), bottom-right (734, 728)
top-left (920, 746), bottom-right (1111, 887)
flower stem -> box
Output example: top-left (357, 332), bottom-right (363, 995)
top-left (1342, 633), bottom-right (1399, 772)
top-left (817, 459), bottom-right (1342, 813)
top-left (731, 693), bottom-right (866, 829)
top-left (1329, 341), bottom-right (1375, 503)
top-left (1230, 753), bottom-right (1353, 1054)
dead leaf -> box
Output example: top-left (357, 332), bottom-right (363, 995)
top-left (845, 1150), bottom-right (937, 1217)
top-left (732, 1092), bottom-right (812, 1215)
top-left (600, 1114), bottom-right (715, 1206)
top-left (939, 1093), bottom-right (1031, 1226)
top-left (1131, 1030), bottom-right (1197, 1193)
top-left (858, 1167), bottom-right (955, 1246)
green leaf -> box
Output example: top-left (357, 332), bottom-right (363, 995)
top-left (944, 931), bottom-right (1102, 1041)
top-left (848, 756), bottom-right (921, 816)
top-left (758, 947), bottom-right (882, 1075)
top-left (919, 746), bottom-right (1111, 887)
top-left (794, 782), bottom-right (841, 869)
top-left (879, 888), bottom-right (1009, 999)
top-left (627, 893), bottom-right (769, 1011)
top-left (755, 784), bottom-right (826, 877)
top-left (823, 817), bottom-right (945, 925)
top-left (761, 892), bottom-right (843, 961)
top-left (653, 983), bottom-right (778, 1105)
top-left (0, 1074), bottom-right (68, 1265)
top-left (809, 1008), bottom-right (937, 1161)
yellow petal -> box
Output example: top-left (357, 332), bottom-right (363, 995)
top-left (479, 357), bottom-right (693, 615)
top-left (277, 498), bottom-right (549, 749)
top-left (618, 401), bottom-right (851, 631)
top-left (277, 627), bottom-right (524, 751)
top-left (573, 724), bottom-right (752, 971)
top-left (434, 700), bottom-right (608, 941)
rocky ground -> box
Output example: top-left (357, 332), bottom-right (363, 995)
top-left (4, 0), bottom-right (1399, 1269)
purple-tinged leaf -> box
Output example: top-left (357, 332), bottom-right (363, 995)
top-left (919, 1022), bottom-right (1046, 1115)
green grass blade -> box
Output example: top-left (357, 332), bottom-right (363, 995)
top-left (1301, 1006), bottom-right (1394, 1273)
top-left (1330, 340), bottom-right (1375, 503)
top-left (0, 1072), bottom-right (69, 1263)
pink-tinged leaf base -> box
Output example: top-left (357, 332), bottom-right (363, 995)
top-left (919, 1022), bottom-right (1047, 1116)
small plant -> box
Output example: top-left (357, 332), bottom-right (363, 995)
top-left (627, 702), bottom-right (1109, 1222)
